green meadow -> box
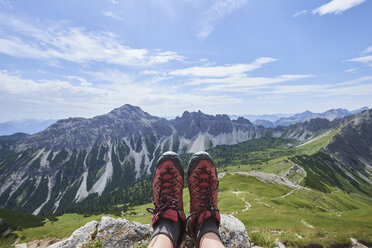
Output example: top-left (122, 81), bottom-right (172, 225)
top-left (4, 129), bottom-right (372, 247)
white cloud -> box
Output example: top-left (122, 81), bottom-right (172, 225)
top-left (313, 0), bottom-right (366, 15)
top-left (101, 11), bottom-right (123, 20)
top-left (293, 10), bottom-right (308, 17)
top-left (0, 13), bottom-right (184, 67)
top-left (345, 68), bottom-right (357, 73)
top-left (196, 74), bottom-right (314, 91)
top-left (170, 57), bottom-right (277, 77)
top-left (363, 46), bottom-right (372, 54)
top-left (0, 70), bottom-right (104, 95)
top-left (258, 76), bottom-right (372, 96)
top-left (111, 0), bottom-right (119, 4)
top-left (348, 55), bottom-right (372, 66)
top-left (197, 0), bottom-right (248, 39)
top-left (0, 70), bottom-right (240, 119)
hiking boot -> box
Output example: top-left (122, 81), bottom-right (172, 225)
top-left (147, 151), bottom-right (186, 248)
top-left (187, 151), bottom-right (221, 245)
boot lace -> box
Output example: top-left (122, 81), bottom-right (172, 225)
top-left (147, 167), bottom-right (179, 215)
top-left (188, 166), bottom-right (219, 222)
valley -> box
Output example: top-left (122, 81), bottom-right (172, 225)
top-left (0, 106), bottom-right (372, 247)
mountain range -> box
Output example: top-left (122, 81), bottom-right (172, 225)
top-left (0, 107), bottom-right (367, 136)
top-left (0, 104), bottom-right (371, 216)
top-left (0, 119), bottom-right (57, 136)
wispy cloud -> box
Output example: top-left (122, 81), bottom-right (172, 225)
top-left (194, 74), bottom-right (314, 91)
top-left (0, 70), bottom-right (240, 118)
top-left (0, 13), bottom-right (184, 67)
top-left (293, 10), bottom-right (308, 17)
top-left (313, 0), bottom-right (366, 15)
top-left (259, 76), bottom-right (372, 96)
top-left (345, 68), bottom-right (357, 73)
top-left (197, 0), bottom-right (248, 39)
top-left (101, 11), bottom-right (123, 20)
top-left (170, 57), bottom-right (276, 77)
top-left (363, 46), bottom-right (372, 54)
top-left (348, 55), bottom-right (372, 66)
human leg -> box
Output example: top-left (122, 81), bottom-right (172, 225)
top-left (186, 151), bottom-right (225, 248)
top-left (147, 152), bottom-right (186, 248)
top-left (199, 232), bottom-right (225, 248)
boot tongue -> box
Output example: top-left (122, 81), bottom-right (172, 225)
top-left (197, 210), bottom-right (213, 224)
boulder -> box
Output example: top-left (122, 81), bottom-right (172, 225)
top-left (17, 214), bottom-right (251, 248)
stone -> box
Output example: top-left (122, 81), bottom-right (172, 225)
top-left (17, 215), bottom-right (251, 248)
top-left (183, 214), bottom-right (251, 248)
top-left (48, 221), bottom-right (98, 248)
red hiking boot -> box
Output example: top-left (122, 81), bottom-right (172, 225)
top-left (187, 151), bottom-right (221, 245)
top-left (147, 151), bottom-right (186, 247)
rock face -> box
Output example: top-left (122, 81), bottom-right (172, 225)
top-left (19, 215), bottom-right (250, 248)
top-left (252, 119), bottom-right (275, 128)
top-left (323, 109), bottom-right (372, 175)
top-left (0, 105), bottom-right (267, 215)
top-left (0, 104), bottom-right (354, 215)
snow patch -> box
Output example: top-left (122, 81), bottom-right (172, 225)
top-left (27, 149), bottom-right (45, 166)
top-left (40, 150), bottom-right (51, 168)
top-left (189, 134), bottom-right (207, 153)
top-left (0, 171), bottom-right (26, 196)
top-left (33, 177), bottom-right (53, 215)
top-left (89, 145), bottom-right (113, 196)
top-left (75, 171), bottom-right (89, 202)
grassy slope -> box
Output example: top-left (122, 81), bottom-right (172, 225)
top-left (8, 129), bottom-right (372, 247)
top-left (14, 213), bottom-right (115, 243)
top-left (124, 173), bottom-right (372, 247)
top-left (213, 129), bottom-right (341, 176)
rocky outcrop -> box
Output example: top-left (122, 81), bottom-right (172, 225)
top-left (15, 215), bottom-right (251, 248)
top-left (323, 109), bottom-right (372, 175)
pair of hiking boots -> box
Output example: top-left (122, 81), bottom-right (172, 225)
top-left (147, 151), bottom-right (221, 248)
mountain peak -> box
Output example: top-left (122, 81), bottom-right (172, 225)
top-left (108, 104), bottom-right (152, 120)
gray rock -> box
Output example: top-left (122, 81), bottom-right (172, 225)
top-left (48, 221), bottom-right (98, 248)
top-left (43, 215), bottom-right (250, 248)
top-left (183, 214), bottom-right (251, 248)
top-left (350, 237), bottom-right (368, 248)
top-left (275, 238), bottom-right (286, 248)
top-left (95, 216), bottom-right (152, 248)
top-left (219, 214), bottom-right (251, 248)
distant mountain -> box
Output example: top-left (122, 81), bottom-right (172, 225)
top-left (0, 104), bottom-right (328, 215)
top-left (229, 113), bottom-right (290, 122)
top-left (0, 119), bottom-right (57, 135)
top-left (0, 132), bottom-right (30, 141)
top-left (252, 119), bottom-right (275, 128)
top-left (274, 107), bottom-right (368, 127)
top-left (0, 105), bottom-right (267, 215)
top-left (350, 106), bottom-right (369, 115)
top-left (292, 109), bottom-right (372, 195)
top-left (0, 104), bottom-right (370, 216)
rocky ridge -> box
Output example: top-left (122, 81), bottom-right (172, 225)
top-left (15, 214), bottom-right (252, 248)
top-left (0, 104), bottom-right (327, 215)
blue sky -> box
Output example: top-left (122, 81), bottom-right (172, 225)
top-left (0, 0), bottom-right (371, 121)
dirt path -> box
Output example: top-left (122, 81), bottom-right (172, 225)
top-left (232, 191), bottom-right (251, 213)
top-left (280, 188), bottom-right (298, 198)
top-left (301, 219), bottom-right (314, 228)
